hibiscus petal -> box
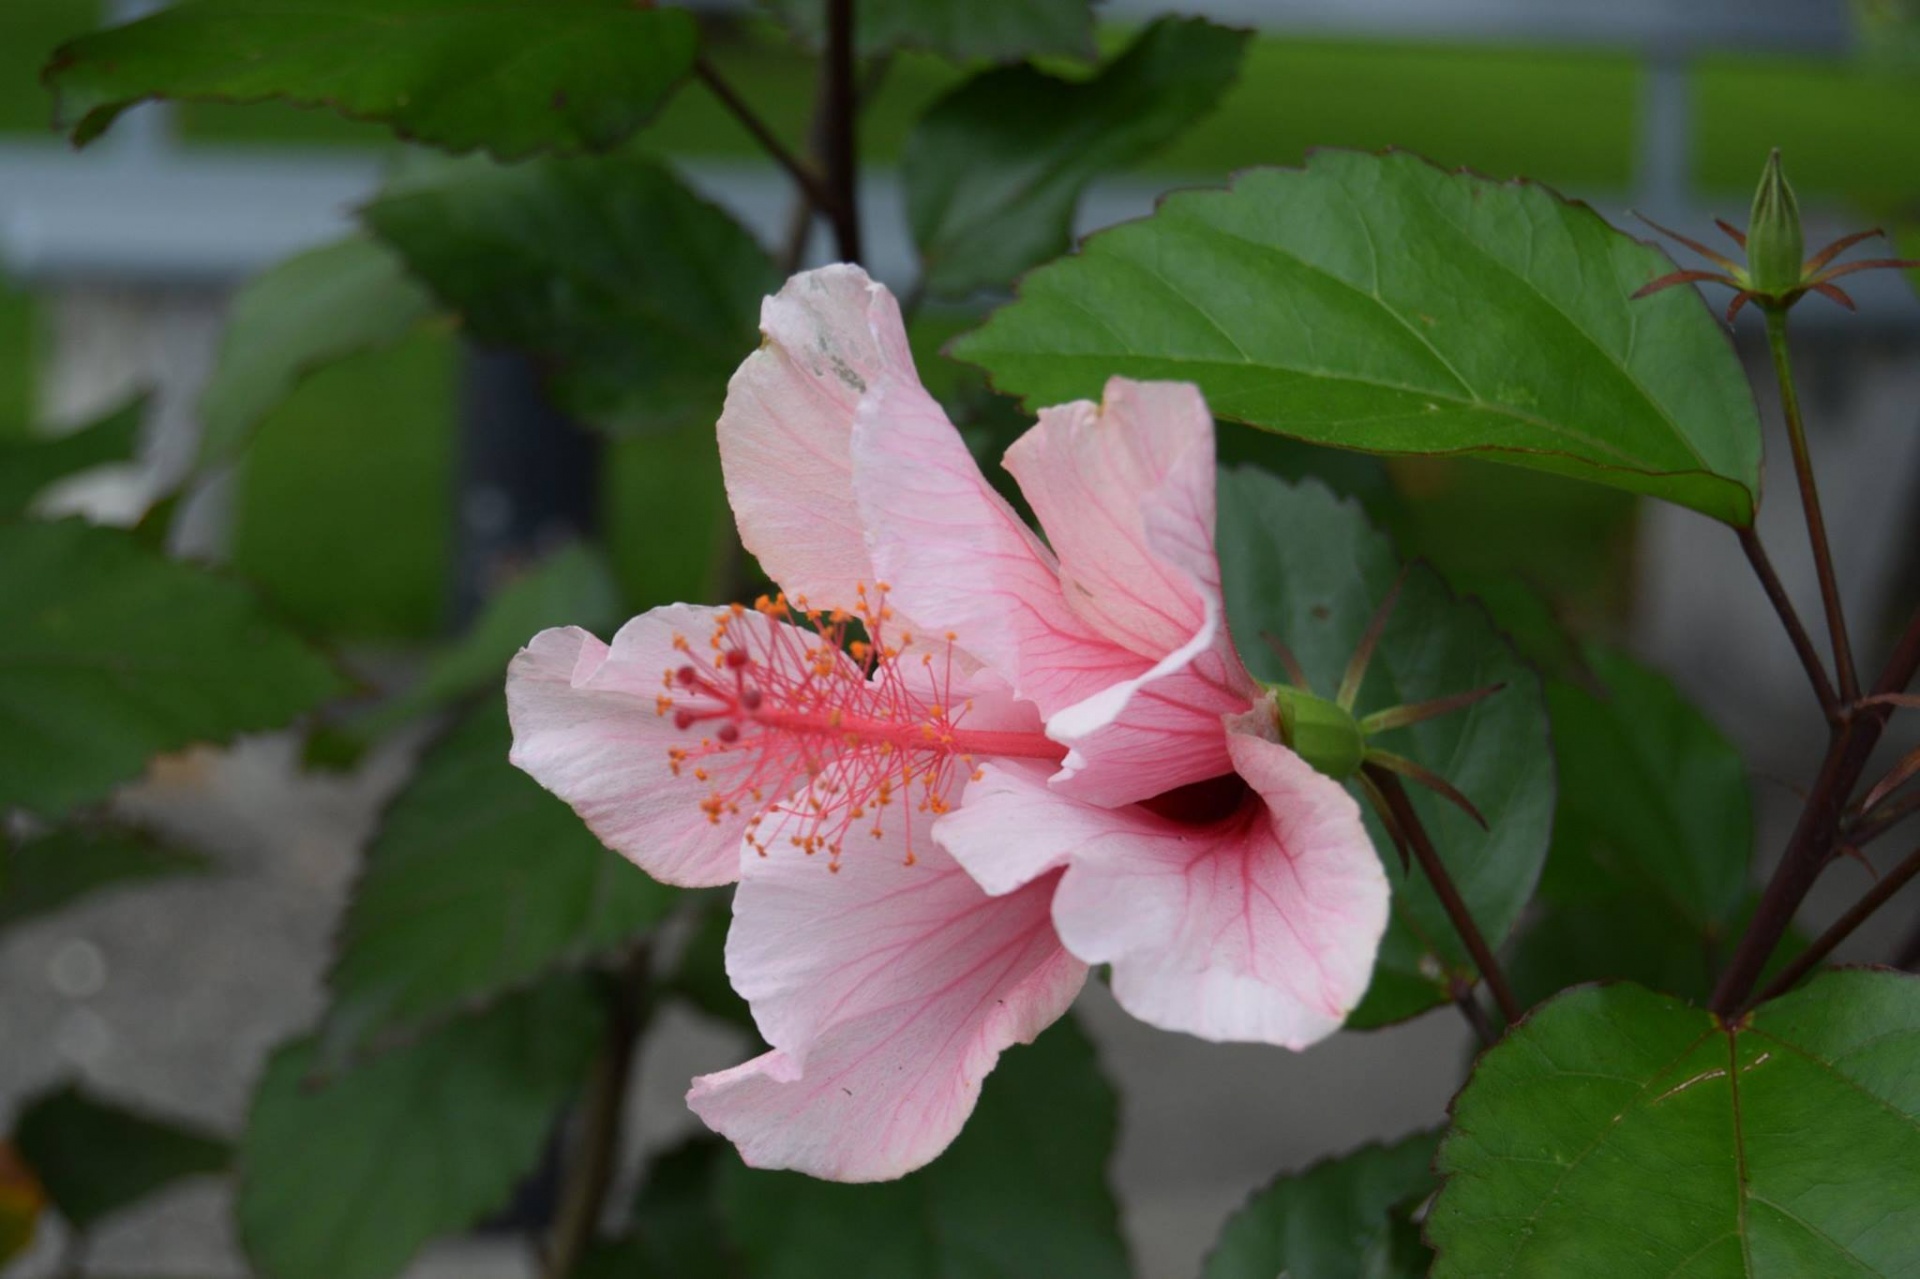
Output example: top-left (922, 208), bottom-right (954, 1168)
top-left (717, 265), bottom-right (916, 613)
top-left (506, 606), bottom-right (767, 888)
top-left (1006, 379), bottom-right (1260, 807)
top-left (854, 380), bottom-right (1143, 717)
top-left (941, 732), bottom-right (1387, 1049)
top-left (688, 804), bottom-right (1085, 1182)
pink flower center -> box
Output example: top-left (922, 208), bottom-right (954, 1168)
top-left (658, 587), bottom-right (1065, 869)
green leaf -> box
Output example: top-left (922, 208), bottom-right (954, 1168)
top-left (1507, 647), bottom-right (1755, 1007)
top-left (239, 983), bottom-right (601, 1279)
top-left (0, 396), bottom-right (144, 517)
top-left (45, 0), bottom-right (698, 160)
top-left (341, 542), bottom-right (620, 748)
top-left (1203, 1131), bottom-right (1439, 1279)
top-left (364, 156), bottom-right (777, 434)
top-left (579, 1138), bottom-right (741, 1279)
top-left (0, 520), bottom-right (347, 818)
top-left (606, 423), bottom-right (735, 606)
top-left (764, 0), bottom-right (1095, 62)
top-left (1216, 470), bottom-right (1555, 1026)
top-left (719, 1018), bottom-right (1129, 1279)
top-left (905, 18), bottom-right (1250, 298)
top-left (955, 150), bottom-right (1763, 525)
top-left (1, 824), bottom-right (210, 930)
top-left (1541, 648), bottom-right (1751, 931)
top-left (199, 238), bottom-right (435, 470)
top-left (14, 1085), bottom-right (229, 1231)
top-left (1430, 972), bottom-right (1920, 1278)
top-left (322, 700), bottom-right (672, 1064)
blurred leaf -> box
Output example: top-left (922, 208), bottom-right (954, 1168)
top-left (1507, 647), bottom-right (1754, 1008)
top-left (200, 238), bottom-right (434, 469)
top-left (239, 983), bottom-right (601, 1279)
top-left (1430, 972), bottom-right (1920, 1278)
top-left (0, 1143), bottom-right (45, 1263)
top-left (662, 893), bottom-right (752, 1033)
top-left (719, 1018), bottom-right (1129, 1279)
top-left (46, 0), bottom-right (698, 160)
top-left (764, 0), bottom-right (1095, 62)
top-left (606, 424), bottom-right (737, 608)
top-left (1217, 471), bottom-right (1554, 1026)
top-left (0, 520), bottom-right (347, 817)
top-left (906, 18), bottom-right (1249, 297)
top-left (231, 329), bottom-right (454, 642)
top-left (342, 542), bottom-right (620, 748)
top-left (14, 1085), bottom-right (229, 1231)
top-left (1202, 1131), bottom-right (1438, 1279)
top-left (364, 156), bottom-right (777, 435)
top-left (0, 396), bottom-right (144, 517)
top-left (956, 150), bottom-right (1763, 526)
top-left (1541, 648), bottom-right (1751, 930)
top-left (0, 823), bottom-right (210, 930)
top-left (322, 701), bottom-right (672, 1064)
top-left (579, 1138), bottom-right (741, 1279)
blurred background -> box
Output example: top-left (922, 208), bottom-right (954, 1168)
top-left (2, 1), bottom-right (1918, 1276)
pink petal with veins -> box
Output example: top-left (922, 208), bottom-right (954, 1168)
top-left (688, 799), bottom-right (1083, 1181)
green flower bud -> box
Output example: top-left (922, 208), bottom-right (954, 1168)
top-left (1747, 148), bottom-right (1804, 298)
top-left (1267, 685), bottom-right (1366, 781)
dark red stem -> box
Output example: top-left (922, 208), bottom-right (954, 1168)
top-left (1712, 604), bottom-right (1920, 1014)
top-left (822, 0), bottom-right (861, 263)
top-left (1365, 766), bottom-right (1521, 1025)
top-left (1737, 526), bottom-right (1839, 720)
top-left (1754, 843), bottom-right (1920, 1003)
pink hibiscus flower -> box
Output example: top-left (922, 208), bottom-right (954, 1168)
top-left (505, 266), bottom-right (1388, 1181)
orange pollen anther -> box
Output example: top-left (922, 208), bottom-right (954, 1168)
top-left (657, 587), bottom-right (1064, 869)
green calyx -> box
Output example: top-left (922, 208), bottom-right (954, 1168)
top-left (1268, 684), bottom-right (1367, 781)
top-left (1746, 148), bottom-right (1804, 299)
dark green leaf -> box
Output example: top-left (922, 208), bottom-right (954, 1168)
top-left (364, 156), bottom-right (777, 434)
top-left (579, 1138), bottom-right (741, 1279)
top-left (46, 0), bottom-right (698, 160)
top-left (0, 396), bottom-right (144, 517)
top-left (1217, 470), bottom-right (1554, 1025)
top-left (14, 1085), bottom-right (229, 1231)
top-left (662, 892), bottom-right (753, 1033)
top-left (906, 18), bottom-right (1250, 297)
top-left (1506, 647), bottom-right (1754, 1007)
top-left (956, 150), bottom-right (1763, 525)
top-left (1203, 1131), bottom-right (1438, 1279)
top-left (0, 824), bottom-right (210, 930)
top-left (764, 0), bottom-right (1094, 62)
top-left (1430, 972), bottom-right (1920, 1277)
top-left (0, 520), bottom-right (347, 817)
top-left (342, 542), bottom-right (620, 747)
top-left (1540, 648), bottom-right (1751, 931)
top-left (199, 238), bottom-right (434, 469)
top-left (323, 700), bottom-right (671, 1064)
top-left (239, 983), bottom-right (601, 1279)
top-left (605, 423), bottom-right (735, 606)
top-left (719, 1017), bottom-right (1129, 1279)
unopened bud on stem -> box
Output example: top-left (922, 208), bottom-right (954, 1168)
top-left (1747, 148), bottom-right (1804, 299)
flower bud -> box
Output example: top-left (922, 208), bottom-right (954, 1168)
top-left (1746, 149), bottom-right (1804, 299)
top-left (1268, 685), bottom-right (1366, 781)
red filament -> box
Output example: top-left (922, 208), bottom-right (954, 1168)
top-left (657, 585), bottom-right (1064, 869)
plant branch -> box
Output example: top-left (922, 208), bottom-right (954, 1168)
top-left (695, 56), bottom-right (837, 222)
top-left (1852, 789), bottom-right (1920, 849)
top-left (1754, 843), bottom-right (1920, 1003)
top-left (543, 948), bottom-right (652, 1279)
top-left (1737, 526), bottom-right (1839, 719)
top-left (1364, 765), bottom-right (1521, 1025)
top-left (1452, 980), bottom-right (1497, 1049)
top-left (1711, 603), bottom-right (1920, 1014)
top-left (1764, 307), bottom-right (1858, 702)
top-left (821, 0), bottom-right (861, 263)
